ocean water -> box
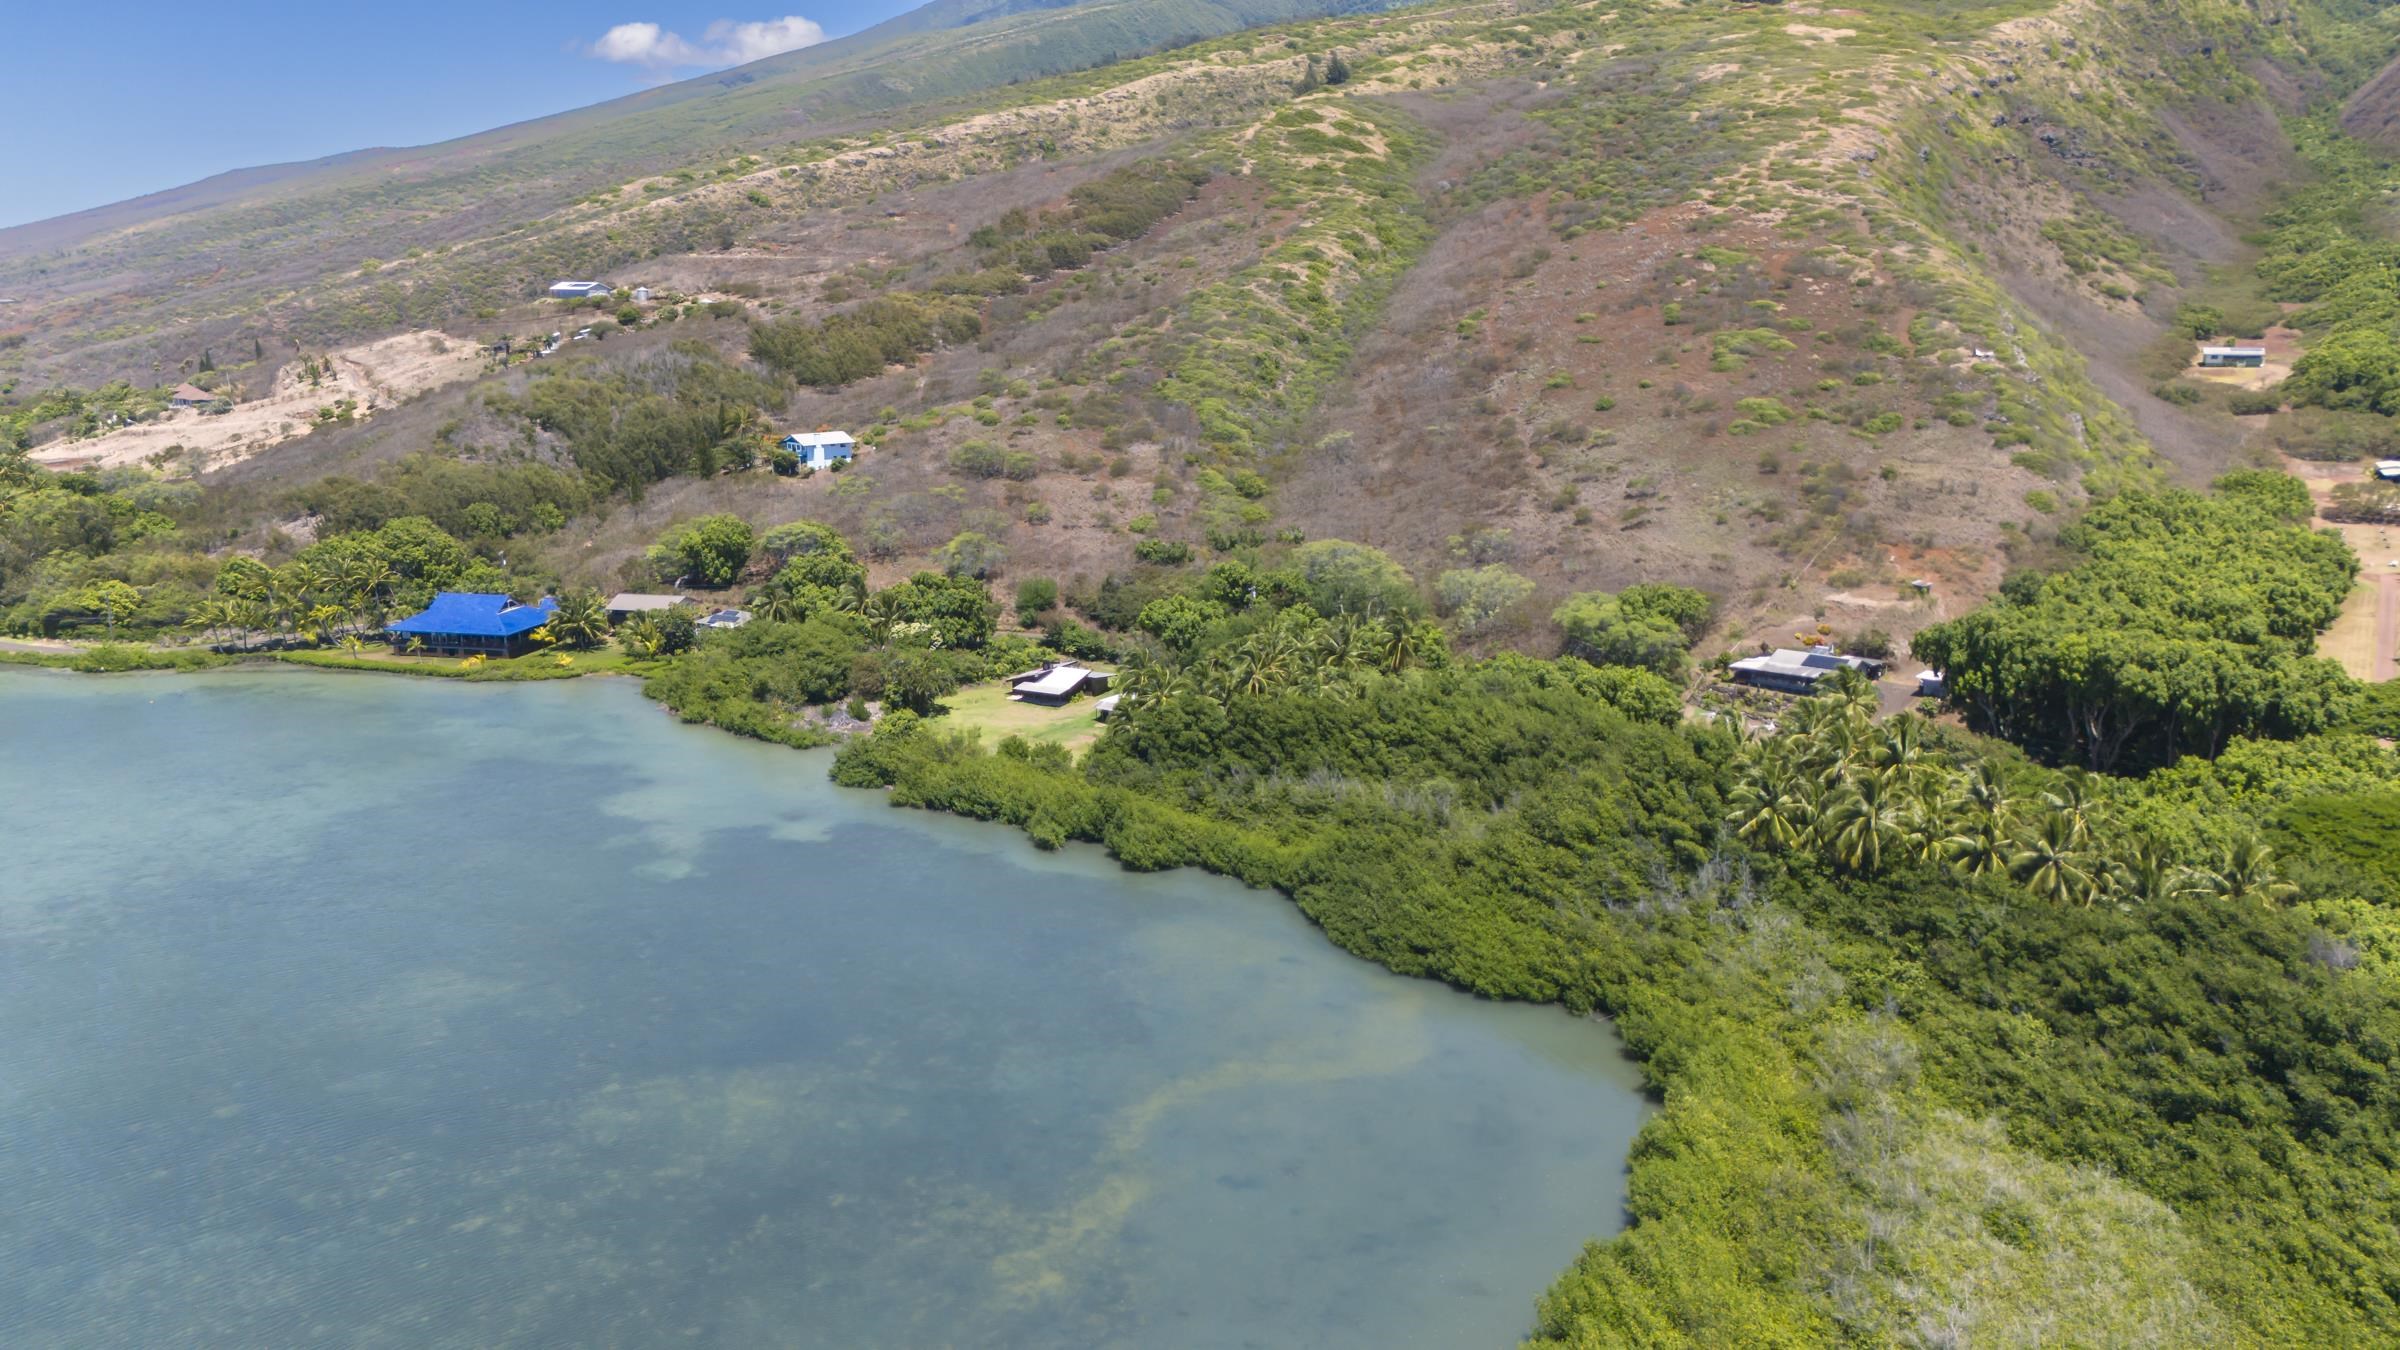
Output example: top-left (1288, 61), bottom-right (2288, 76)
top-left (0, 669), bottom-right (1648, 1348)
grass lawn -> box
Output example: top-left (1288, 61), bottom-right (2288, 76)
top-left (276, 644), bottom-right (648, 680)
top-left (934, 678), bottom-right (1108, 755)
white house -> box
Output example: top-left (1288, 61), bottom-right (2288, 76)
top-left (632, 286), bottom-right (653, 303)
top-left (780, 430), bottom-right (857, 470)
top-left (547, 280), bottom-right (613, 300)
top-left (2198, 345), bottom-right (2267, 369)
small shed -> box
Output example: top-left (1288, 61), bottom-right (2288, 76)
top-left (780, 431), bottom-right (857, 470)
top-left (1914, 669), bottom-right (1946, 698)
top-left (169, 383), bottom-right (214, 408)
top-left (386, 592), bottom-right (558, 657)
top-left (1093, 693), bottom-right (1123, 720)
top-left (606, 592), bottom-right (688, 624)
top-left (698, 608), bottom-right (751, 630)
top-left (2376, 460), bottom-right (2400, 483)
top-left (2198, 345), bottom-right (2266, 369)
top-left (631, 286), bottom-right (653, 303)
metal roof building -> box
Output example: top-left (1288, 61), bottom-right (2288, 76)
top-left (1728, 645), bottom-right (1885, 694)
top-left (387, 592), bottom-right (558, 657)
top-left (606, 592), bottom-right (688, 622)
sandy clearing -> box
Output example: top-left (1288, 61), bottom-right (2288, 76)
top-left (2282, 452), bottom-right (2399, 680)
top-left (31, 329), bottom-right (484, 474)
top-left (2182, 325), bottom-right (2301, 392)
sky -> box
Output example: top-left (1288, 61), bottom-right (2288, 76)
top-left (0, 1), bottom-right (921, 229)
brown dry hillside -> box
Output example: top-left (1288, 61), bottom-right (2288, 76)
top-left (4, 0), bottom-right (2366, 663)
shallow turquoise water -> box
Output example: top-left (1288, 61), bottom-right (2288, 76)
top-left (0, 669), bottom-right (1648, 1348)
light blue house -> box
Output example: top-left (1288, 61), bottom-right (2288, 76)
top-left (780, 430), bottom-right (857, 470)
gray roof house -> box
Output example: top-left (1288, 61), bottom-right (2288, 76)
top-left (1008, 662), bottom-right (1110, 706)
top-left (1729, 645), bottom-right (1886, 694)
top-left (606, 592), bottom-right (688, 623)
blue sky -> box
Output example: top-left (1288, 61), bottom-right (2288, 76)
top-left (0, 1), bottom-right (917, 229)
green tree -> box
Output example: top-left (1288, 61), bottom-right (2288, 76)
top-left (1553, 592), bottom-right (1691, 677)
top-left (2286, 327), bottom-right (2400, 414)
top-left (880, 646), bottom-right (958, 715)
top-left (647, 513), bottom-right (755, 588)
top-left (1324, 50), bottom-right (1351, 85)
top-left (938, 530), bottom-right (1007, 580)
top-left (78, 579), bottom-right (142, 638)
top-left (1136, 594), bottom-right (1228, 654)
top-left (1015, 576), bottom-right (1059, 618)
top-left (1291, 539), bottom-right (1419, 617)
top-left (546, 590), bottom-right (612, 649)
top-left (1435, 565), bottom-right (1534, 637)
top-left (880, 572), bottom-right (999, 650)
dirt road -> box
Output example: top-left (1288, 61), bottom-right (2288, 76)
top-left (30, 330), bottom-right (483, 474)
top-left (2375, 571), bottom-right (2398, 684)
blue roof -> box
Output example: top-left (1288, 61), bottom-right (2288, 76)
top-left (387, 592), bottom-right (557, 638)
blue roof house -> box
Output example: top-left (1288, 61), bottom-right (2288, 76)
top-left (386, 592), bottom-right (558, 657)
top-left (780, 431), bottom-right (856, 470)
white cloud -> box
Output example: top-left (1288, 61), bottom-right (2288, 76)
top-left (586, 15), bottom-right (827, 70)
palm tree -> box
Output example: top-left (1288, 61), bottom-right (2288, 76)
top-left (2104, 835), bottom-right (2177, 905)
top-left (1331, 618), bottom-right (1384, 675)
top-left (184, 597), bottom-right (233, 648)
top-left (1939, 810), bottom-right (2015, 878)
top-left (545, 590), bottom-right (612, 649)
top-left (304, 602), bottom-right (350, 646)
top-left (1956, 761), bottom-right (2013, 821)
top-left (860, 592), bottom-right (902, 643)
top-left (339, 557), bottom-right (396, 631)
top-left (2180, 837), bottom-right (2300, 906)
top-left (1866, 714), bottom-right (1934, 783)
top-left (1820, 770), bottom-right (1908, 875)
top-left (1823, 668), bottom-right (1881, 721)
top-left (2011, 810), bottom-right (2100, 906)
top-left (1728, 759), bottom-right (1817, 852)
top-left (751, 587), bottom-right (807, 625)
top-left (2040, 771), bottom-right (2099, 850)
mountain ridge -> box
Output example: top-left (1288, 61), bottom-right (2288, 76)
top-left (0, 0), bottom-right (1391, 256)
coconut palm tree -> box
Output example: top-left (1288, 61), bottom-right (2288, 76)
top-left (545, 590), bottom-right (612, 649)
top-left (339, 557), bottom-right (396, 631)
top-left (1866, 714), bottom-right (1935, 785)
top-left (1955, 760), bottom-right (2013, 821)
top-left (859, 592), bottom-right (902, 643)
top-left (2040, 770), bottom-right (2100, 849)
top-left (1939, 809), bottom-right (2015, 878)
top-left (2179, 837), bottom-right (2300, 906)
top-left (2011, 810), bottom-right (2101, 906)
top-left (1331, 618), bottom-right (1384, 675)
top-left (1728, 759), bottom-right (1818, 852)
top-left (2103, 835), bottom-right (2177, 905)
top-left (1820, 770), bottom-right (1908, 875)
